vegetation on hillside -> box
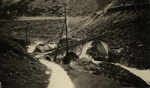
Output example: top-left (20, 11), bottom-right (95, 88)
top-left (0, 0), bottom-right (149, 19)
top-left (0, 20), bottom-right (64, 44)
top-left (71, 9), bottom-right (150, 69)
top-left (0, 0), bottom-right (102, 19)
top-left (1, 0), bottom-right (149, 69)
top-left (0, 0), bottom-right (150, 87)
top-left (0, 36), bottom-right (50, 88)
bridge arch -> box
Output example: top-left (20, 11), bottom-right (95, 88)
top-left (44, 54), bottom-right (53, 61)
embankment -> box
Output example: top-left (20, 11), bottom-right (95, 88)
top-left (70, 5), bottom-right (150, 69)
top-left (0, 36), bottom-right (49, 88)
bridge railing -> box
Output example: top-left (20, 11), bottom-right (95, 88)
top-left (107, 3), bottom-right (150, 13)
top-left (34, 35), bottom-right (107, 56)
top-left (45, 35), bottom-right (107, 52)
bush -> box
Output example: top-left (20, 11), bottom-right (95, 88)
top-left (0, 36), bottom-right (27, 58)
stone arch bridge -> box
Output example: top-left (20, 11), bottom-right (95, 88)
top-left (34, 36), bottom-right (109, 62)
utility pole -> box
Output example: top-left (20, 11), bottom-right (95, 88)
top-left (53, 1), bottom-right (69, 62)
top-left (54, 25), bottom-right (64, 62)
top-left (7, 24), bottom-right (13, 37)
top-left (25, 21), bottom-right (30, 48)
top-left (64, 3), bottom-right (69, 54)
top-left (25, 21), bottom-right (28, 48)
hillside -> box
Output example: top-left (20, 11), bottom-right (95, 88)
top-left (0, 0), bottom-right (149, 19)
top-left (0, 19), bottom-right (65, 45)
top-left (0, 0), bottom-right (150, 87)
top-left (0, 0), bottom-right (150, 69)
top-left (69, 3), bottom-right (150, 69)
top-left (0, 0), bottom-right (98, 19)
top-left (19, 0), bottom-right (150, 16)
top-left (0, 36), bottom-right (49, 88)
top-left (0, 0), bottom-right (116, 19)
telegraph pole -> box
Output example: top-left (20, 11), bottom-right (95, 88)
top-left (65, 3), bottom-right (69, 54)
top-left (25, 21), bottom-right (30, 48)
top-left (54, 2), bottom-right (69, 62)
top-left (54, 25), bottom-right (64, 62)
top-left (25, 21), bottom-right (28, 48)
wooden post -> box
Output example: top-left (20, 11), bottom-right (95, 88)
top-left (125, 7), bottom-right (127, 10)
top-left (65, 6), bottom-right (68, 54)
top-left (129, 6), bottom-right (131, 10)
top-left (25, 21), bottom-right (28, 48)
top-left (140, 5), bottom-right (142, 9)
top-left (54, 25), bottom-right (64, 62)
top-left (25, 21), bottom-right (30, 48)
top-left (117, 8), bottom-right (119, 11)
top-left (0, 82), bottom-right (2, 88)
top-left (134, 6), bottom-right (136, 10)
top-left (121, 7), bottom-right (123, 11)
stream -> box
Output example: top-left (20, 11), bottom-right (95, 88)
top-left (92, 60), bottom-right (150, 86)
top-left (114, 63), bottom-right (150, 85)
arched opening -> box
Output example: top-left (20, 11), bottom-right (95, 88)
top-left (63, 52), bottom-right (79, 64)
top-left (45, 56), bottom-right (51, 61)
top-left (44, 55), bottom-right (53, 61)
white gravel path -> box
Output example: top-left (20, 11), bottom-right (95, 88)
top-left (40, 59), bottom-right (75, 88)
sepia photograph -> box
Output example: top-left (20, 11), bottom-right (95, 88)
top-left (0, 0), bottom-right (150, 88)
